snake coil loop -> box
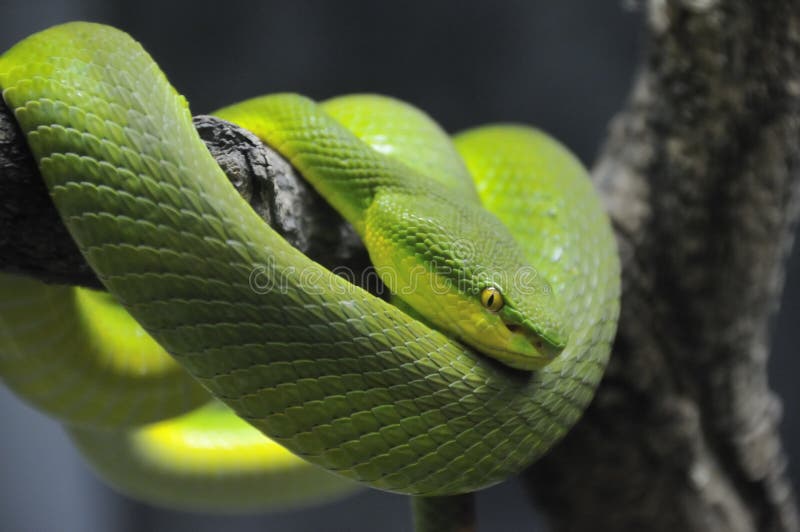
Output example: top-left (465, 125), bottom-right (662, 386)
top-left (0, 21), bottom-right (619, 522)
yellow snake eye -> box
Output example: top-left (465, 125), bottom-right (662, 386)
top-left (480, 286), bottom-right (504, 312)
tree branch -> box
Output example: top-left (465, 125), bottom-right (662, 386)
top-left (1, 2), bottom-right (798, 530)
top-left (524, 1), bottom-right (800, 531)
top-left (0, 106), bottom-right (369, 289)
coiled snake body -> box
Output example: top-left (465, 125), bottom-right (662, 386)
top-left (0, 22), bottom-right (620, 527)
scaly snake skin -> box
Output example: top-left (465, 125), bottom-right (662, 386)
top-left (0, 21), bottom-right (619, 524)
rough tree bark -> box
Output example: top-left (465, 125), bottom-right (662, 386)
top-left (0, 112), bottom-right (369, 288)
top-left (525, 1), bottom-right (800, 531)
top-left (0, 1), bottom-right (798, 531)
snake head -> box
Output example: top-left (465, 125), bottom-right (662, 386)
top-left (365, 191), bottom-right (567, 371)
top-left (471, 274), bottom-right (567, 370)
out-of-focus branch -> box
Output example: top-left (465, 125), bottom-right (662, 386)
top-left (524, 1), bottom-right (800, 531)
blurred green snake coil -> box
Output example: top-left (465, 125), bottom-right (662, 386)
top-left (0, 22), bottom-right (619, 522)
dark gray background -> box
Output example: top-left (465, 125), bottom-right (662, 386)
top-left (0, 1), bottom-right (796, 531)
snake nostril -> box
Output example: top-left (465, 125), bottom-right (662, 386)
top-left (505, 323), bottom-right (521, 334)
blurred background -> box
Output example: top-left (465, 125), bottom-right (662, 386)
top-left (0, 1), bottom-right (796, 531)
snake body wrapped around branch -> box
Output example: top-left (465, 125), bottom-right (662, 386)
top-left (0, 22), bottom-right (620, 528)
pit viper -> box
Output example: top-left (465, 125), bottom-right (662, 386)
top-left (0, 22), bottom-right (620, 530)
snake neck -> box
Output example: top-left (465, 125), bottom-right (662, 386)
top-left (214, 93), bottom-right (463, 235)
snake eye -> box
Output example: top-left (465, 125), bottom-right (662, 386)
top-left (480, 286), bottom-right (504, 312)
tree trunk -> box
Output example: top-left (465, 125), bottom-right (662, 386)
top-left (0, 1), bottom-right (798, 531)
top-left (525, 1), bottom-right (800, 531)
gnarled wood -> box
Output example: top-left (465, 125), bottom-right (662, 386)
top-left (0, 107), bottom-right (367, 288)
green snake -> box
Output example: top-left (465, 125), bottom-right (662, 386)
top-left (0, 22), bottom-right (620, 527)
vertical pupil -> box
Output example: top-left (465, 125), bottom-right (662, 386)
top-left (487, 293), bottom-right (495, 307)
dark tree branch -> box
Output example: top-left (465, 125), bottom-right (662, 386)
top-left (525, 1), bottom-right (800, 531)
top-left (0, 1), bottom-right (798, 531)
top-left (0, 106), bottom-right (368, 288)
top-left (0, 101), bottom-right (99, 287)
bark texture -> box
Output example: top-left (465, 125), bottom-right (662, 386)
top-left (0, 108), bottom-right (368, 288)
top-left (525, 1), bottom-right (800, 531)
top-left (0, 1), bottom-right (798, 531)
